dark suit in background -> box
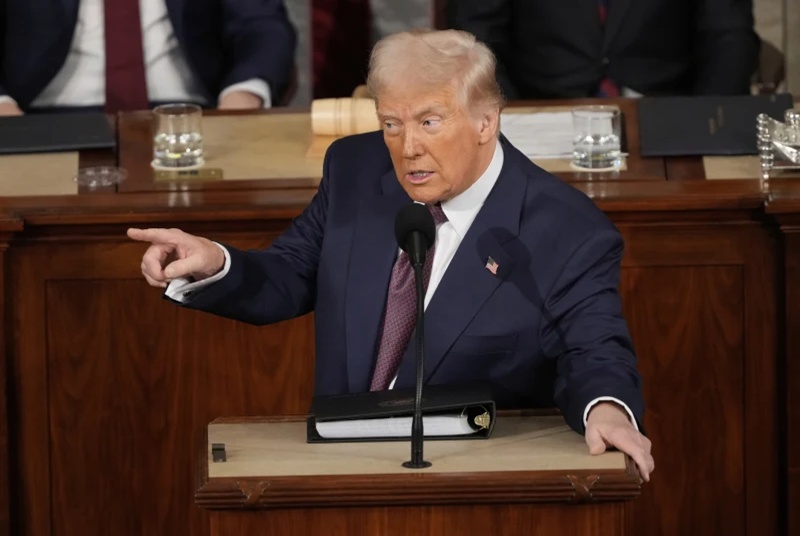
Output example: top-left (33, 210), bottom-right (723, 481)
top-left (179, 131), bottom-right (644, 434)
top-left (446, 0), bottom-right (760, 99)
top-left (0, 0), bottom-right (296, 109)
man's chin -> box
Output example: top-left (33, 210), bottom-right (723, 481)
top-left (402, 184), bottom-right (444, 205)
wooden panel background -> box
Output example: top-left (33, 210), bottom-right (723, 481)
top-left (620, 265), bottom-right (744, 535)
top-left (10, 226), bottom-right (313, 536)
top-left (5, 214), bottom-right (778, 536)
top-left (0, 228), bottom-right (13, 536)
top-left (785, 231), bottom-right (800, 536)
top-left (614, 222), bottom-right (777, 536)
top-left (210, 503), bottom-right (625, 536)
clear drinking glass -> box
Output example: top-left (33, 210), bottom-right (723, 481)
top-left (152, 103), bottom-right (204, 168)
top-left (571, 106), bottom-right (622, 169)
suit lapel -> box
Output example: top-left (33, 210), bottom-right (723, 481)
top-left (164, 0), bottom-right (185, 35)
top-left (164, 0), bottom-right (184, 18)
top-left (394, 140), bottom-right (528, 388)
top-left (344, 169), bottom-right (410, 393)
top-left (602, 0), bottom-right (633, 51)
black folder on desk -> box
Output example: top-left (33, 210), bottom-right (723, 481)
top-left (0, 112), bottom-right (115, 155)
top-left (307, 381), bottom-right (497, 443)
top-left (637, 93), bottom-right (793, 156)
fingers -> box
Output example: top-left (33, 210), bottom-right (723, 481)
top-left (127, 227), bottom-right (185, 245)
top-left (585, 425), bottom-right (607, 455)
top-left (607, 429), bottom-right (653, 482)
top-left (163, 256), bottom-right (205, 280)
top-left (142, 271), bottom-right (167, 288)
top-left (587, 424), bottom-right (654, 482)
top-left (141, 244), bottom-right (174, 287)
top-left (129, 227), bottom-right (223, 285)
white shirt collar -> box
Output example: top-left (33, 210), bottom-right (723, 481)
top-left (440, 139), bottom-right (504, 238)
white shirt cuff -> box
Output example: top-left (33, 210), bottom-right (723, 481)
top-left (218, 78), bottom-right (272, 109)
top-left (164, 242), bottom-right (231, 302)
top-left (0, 95), bottom-right (18, 106)
top-left (583, 396), bottom-right (639, 431)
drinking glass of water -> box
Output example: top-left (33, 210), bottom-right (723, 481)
top-left (571, 106), bottom-right (621, 170)
top-left (152, 103), bottom-right (204, 168)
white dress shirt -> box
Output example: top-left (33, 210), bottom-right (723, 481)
top-left (166, 139), bottom-right (636, 429)
top-left (0, 0), bottom-right (271, 108)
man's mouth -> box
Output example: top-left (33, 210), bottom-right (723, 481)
top-left (406, 170), bottom-right (434, 184)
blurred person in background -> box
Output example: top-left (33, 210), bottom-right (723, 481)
top-left (447, 0), bottom-right (760, 100)
top-left (0, 0), bottom-right (296, 115)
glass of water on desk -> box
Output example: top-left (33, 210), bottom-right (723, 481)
top-left (152, 103), bottom-right (204, 169)
top-left (571, 105), bottom-right (621, 170)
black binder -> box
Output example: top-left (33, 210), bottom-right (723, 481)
top-left (637, 93), bottom-right (793, 156)
top-left (307, 381), bottom-right (497, 443)
top-left (0, 112), bottom-right (115, 155)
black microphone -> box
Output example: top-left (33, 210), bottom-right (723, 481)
top-left (394, 202), bottom-right (436, 469)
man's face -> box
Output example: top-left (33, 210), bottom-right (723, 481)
top-left (377, 83), bottom-right (496, 204)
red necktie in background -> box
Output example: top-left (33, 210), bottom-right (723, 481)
top-left (369, 204), bottom-right (448, 391)
top-left (104, 0), bottom-right (149, 112)
top-left (596, 0), bottom-right (620, 97)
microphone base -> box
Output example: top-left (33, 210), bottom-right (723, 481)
top-left (402, 460), bottom-right (433, 469)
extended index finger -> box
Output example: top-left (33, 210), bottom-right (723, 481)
top-left (127, 227), bottom-right (183, 245)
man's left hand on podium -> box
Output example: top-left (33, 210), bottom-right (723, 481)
top-left (586, 402), bottom-right (654, 482)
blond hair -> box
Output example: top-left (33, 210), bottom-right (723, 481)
top-left (366, 28), bottom-right (505, 114)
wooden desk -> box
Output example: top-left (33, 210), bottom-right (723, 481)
top-left (196, 416), bottom-right (640, 536)
top-left (0, 102), bottom-right (788, 536)
top-left (113, 100), bottom-right (666, 195)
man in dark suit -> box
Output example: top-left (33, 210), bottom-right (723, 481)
top-left (446, 0), bottom-right (760, 99)
top-left (128, 29), bottom-right (654, 480)
top-left (0, 0), bottom-right (296, 115)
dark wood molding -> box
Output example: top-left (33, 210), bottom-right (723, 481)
top-left (194, 420), bottom-right (640, 510)
top-left (0, 216), bottom-right (22, 536)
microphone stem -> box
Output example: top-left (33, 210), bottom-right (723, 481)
top-left (403, 260), bottom-right (431, 469)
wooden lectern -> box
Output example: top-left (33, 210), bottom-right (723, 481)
top-left (195, 415), bottom-right (641, 536)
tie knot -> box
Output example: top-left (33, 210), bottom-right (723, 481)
top-left (427, 203), bottom-right (448, 226)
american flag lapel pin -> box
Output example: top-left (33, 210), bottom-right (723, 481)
top-left (485, 256), bottom-right (499, 276)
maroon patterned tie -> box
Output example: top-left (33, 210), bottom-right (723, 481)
top-left (104, 0), bottom-right (149, 113)
top-left (369, 204), bottom-right (448, 391)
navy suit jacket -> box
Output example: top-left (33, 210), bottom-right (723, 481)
top-left (184, 132), bottom-right (645, 433)
top-left (0, 0), bottom-right (296, 109)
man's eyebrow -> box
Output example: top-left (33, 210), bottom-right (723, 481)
top-left (377, 105), bottom-right (448, 121)
top-left (413, 104), bottom-right (447, 118)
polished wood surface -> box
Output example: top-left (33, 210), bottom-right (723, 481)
top-left (209, 503), bottom-right (627, 536)
top-left (198, 417), bottom-right (639, 536)
top-left (197, 416), bottom-right (638, 507)
top-left (0, 101), bottom-right (794, 536)
top-left (784, 229), bottom-right (800, 536)
top-left (619, 215), bottom-right (777, 536)
top-left (10, 228), bottom-right (314, 536)
top-left (0, 217), bottom-right (22, 536)
top-left (765, 186), bottom-right (800, 536)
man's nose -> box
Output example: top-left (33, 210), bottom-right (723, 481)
top-left (401, 129), bottom-right (424, 158)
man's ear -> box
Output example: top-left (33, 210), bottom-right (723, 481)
top-left (477, 108), bottom-right (500, 145)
